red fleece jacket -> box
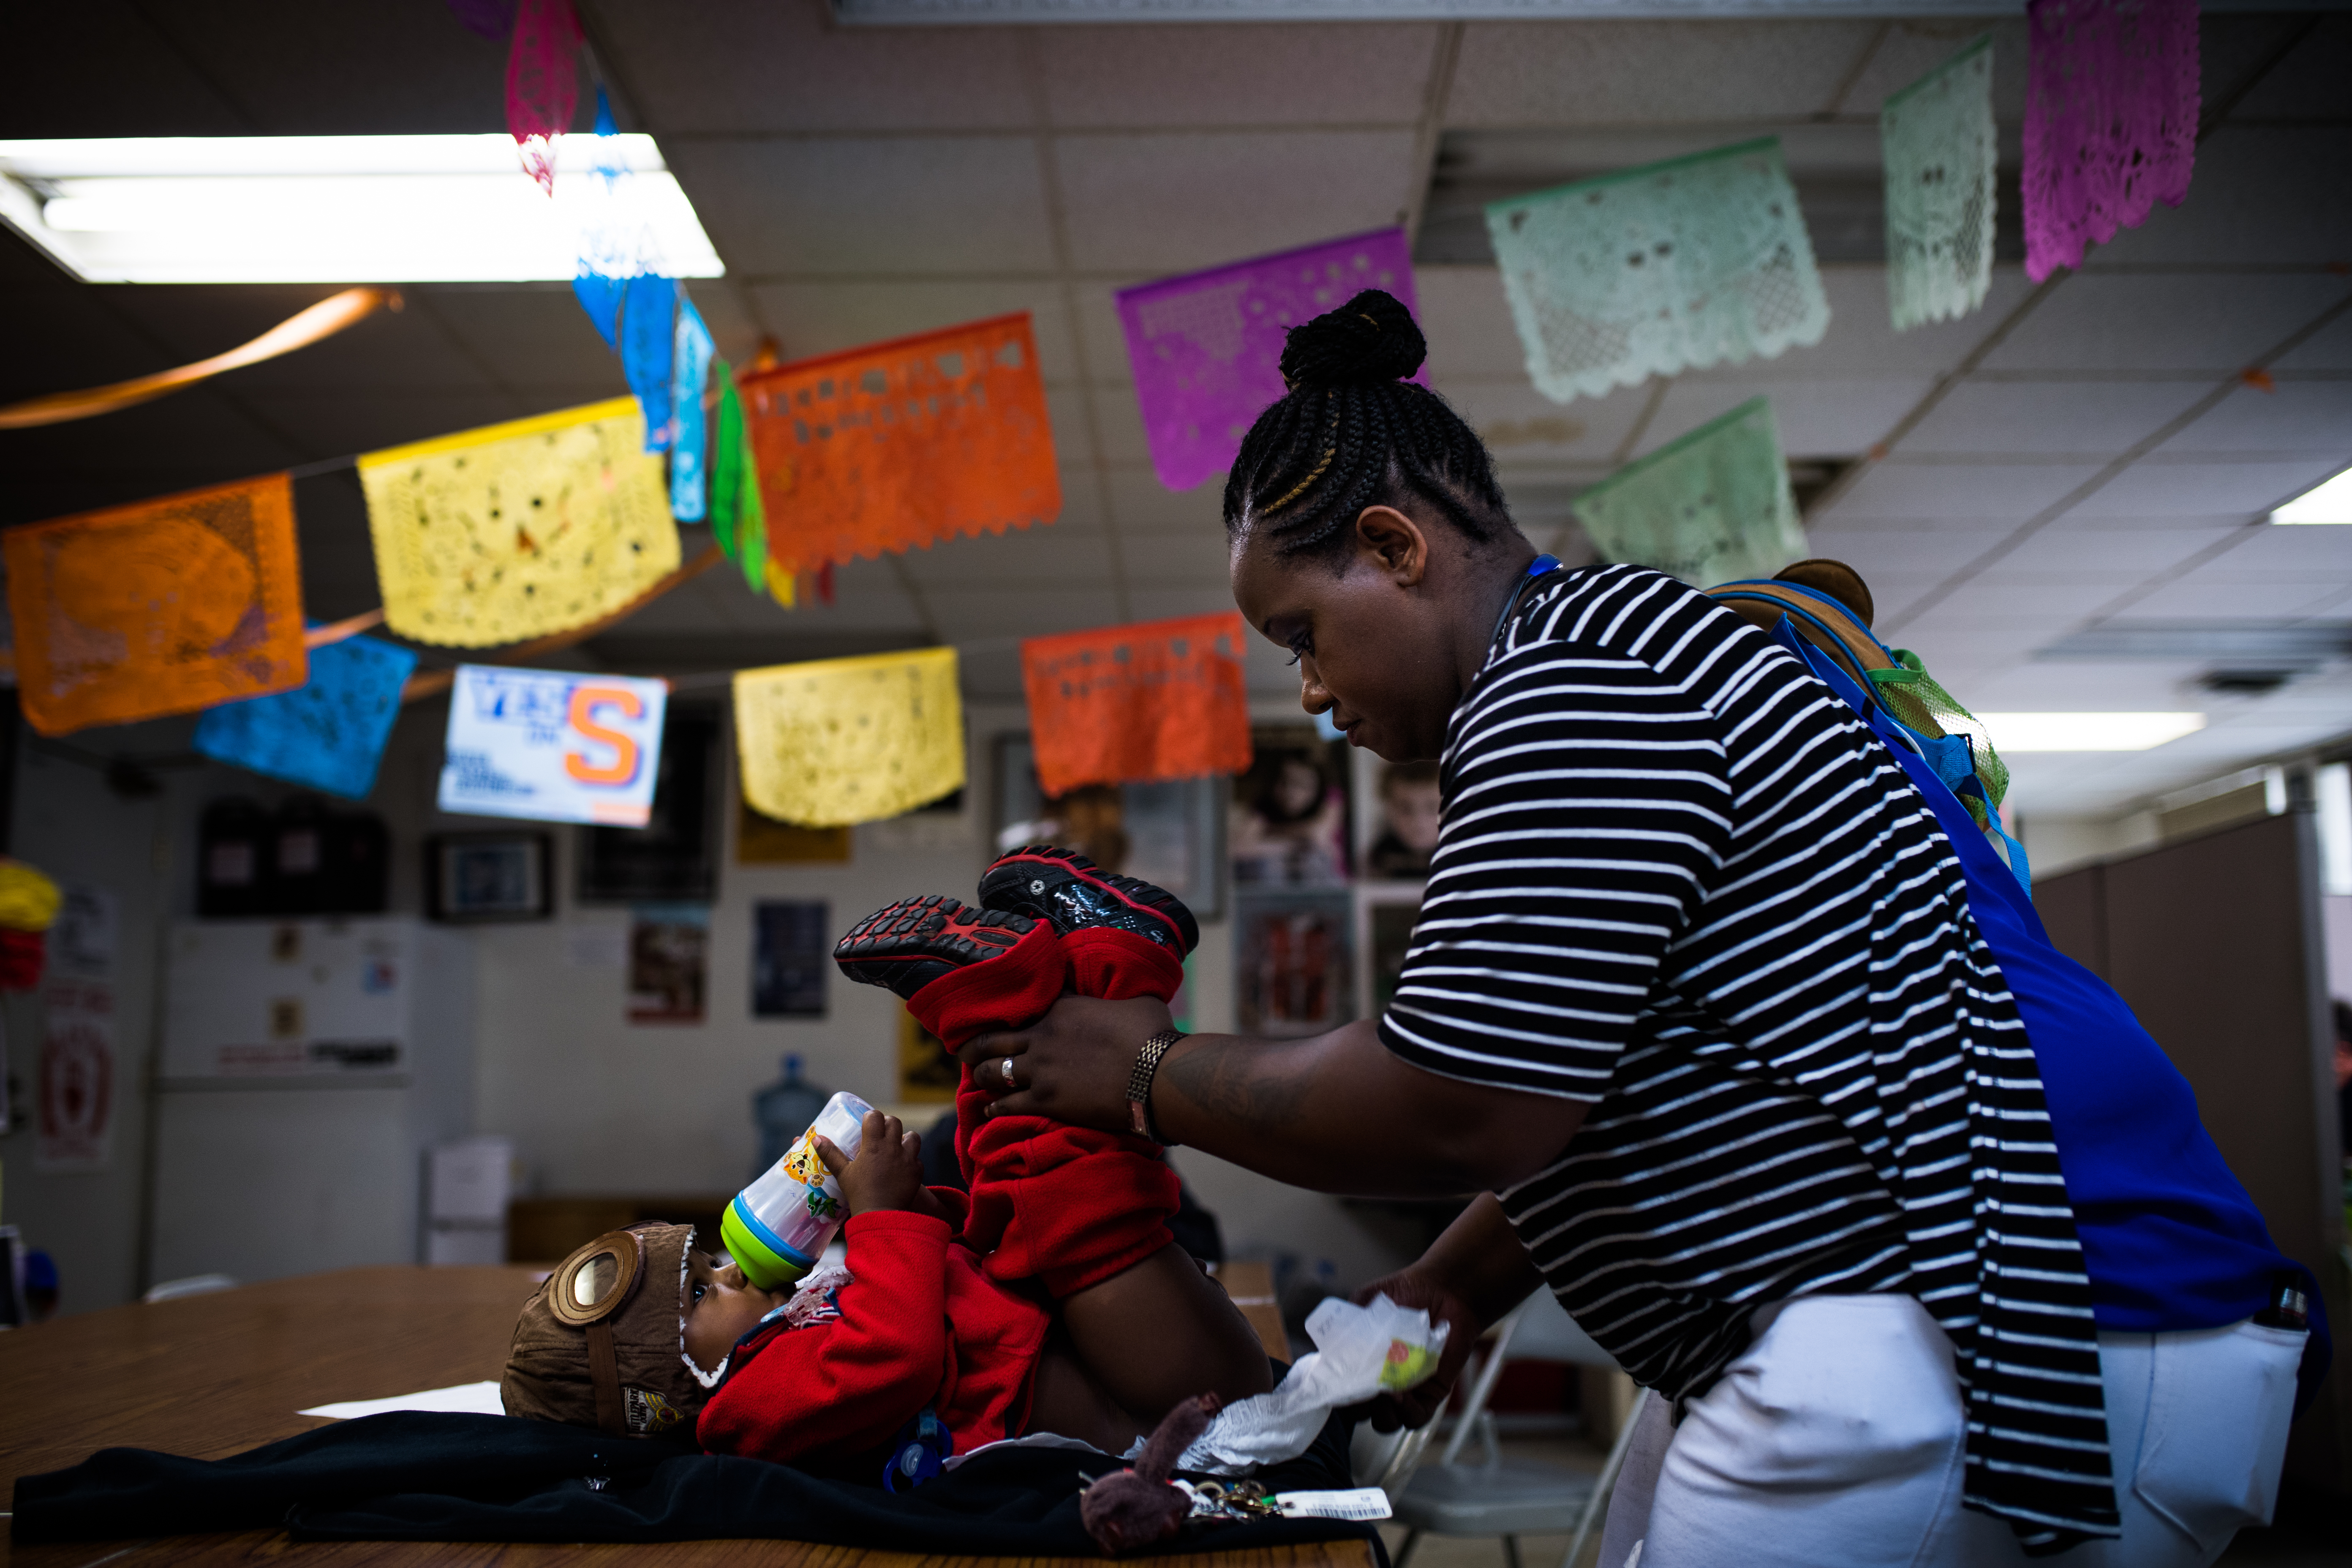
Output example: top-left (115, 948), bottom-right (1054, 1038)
top-left (696, 1207), bottom-right (1051, 1469)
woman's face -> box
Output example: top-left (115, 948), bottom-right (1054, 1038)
top-left (1230, 516), bottom-right (1465, 763)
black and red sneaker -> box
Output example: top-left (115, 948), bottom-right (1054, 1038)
top-left (833, 896), bottom-right (1041, 1001)
top-left (977, 846), bottom-right (1198, 957)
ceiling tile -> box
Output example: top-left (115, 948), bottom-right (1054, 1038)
top-left (1130, 584), bottom-right (1254, 627)
top-left (1817, 461), bottom-right (2104, 521)
top-left (2153, 379), bottom-right (2352, 457)
top-left (2188, 522), bottom-right (2352, 575)
top-left (898, 522), bottom-right (1116, 586)
top-left (1448, 20), bottom-right (1877, 127)
top-left (1040, 24), bottom-right (1437, 129)
top-left (1106, 466), bottom-right (1225, 532)
top-left (1806, 521), bottom-right (2014, 579)
top-left (1722, 266), bottom-right (2038, 378)
top-left (145, 0), bottom-right (511, 134)
top-left (1831, 21), bottom-right (2028, 119)
top-left (1640, 376), bottom-right (1935, 458)
top-left (2214, 13), bottom-right (2352, 122)
top-left (2061, 456), bottom-right (2348, 519)
top-left (2273, 310), bottom-right (2352, 373)
top-left (1977, 521), bottom-right (2243, 580)
top-left (421, 287), bottom-right (637, 392)
top-left (1913, 577), bottom-right (2137, 623)
top-left (0, 2), bottom-right (253, 138)
top-left (1119, 528), bottom-right (1233, 586)
top-left (2120, 577), bottom-right (2352, 621)
top-left (1054, 131), bottom-right (1418, 274)
top-left (1416, 265), bottom-right (1524, 381)
top-left (3, 389), bottom-right (302, 474)
top-left (1069, 278), bottom-right (1147, 384)
top-left (593, 0), bottom-right (1033, 135)
top-left (240, 390), bottom-right (525, 460)
top-left (926, 584), bottom-right (1119, 641)
top-left (1085, 384), bottom-right (1154, 468)
top-left (1979, 274), bottom-right (2352, 374)
top-left (0, 283), bottom-right (182, 398)
top-left (665, 137), bottom-right (1054, 277)
top-left (1450, 380), bottom-right (1651, 466)
top-left (747, 279), bottom-right (1081, 384)
top-left (1899, 379), bottom-right (2215, 457)
top-left (2085, 128), bottom-right (2352, 269)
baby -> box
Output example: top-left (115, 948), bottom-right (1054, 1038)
top-left (502, 848), bottom-right (1272, 1472)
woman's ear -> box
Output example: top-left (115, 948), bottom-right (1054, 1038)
top-left (1355, 506), bottom-right (1430, 585)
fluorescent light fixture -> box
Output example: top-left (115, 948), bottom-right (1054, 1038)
top-left (0, 136), bottom-right (723, 284)
top-left (2270, 464), bottom-right (2352, 525)
top-left (833, 0), bottom-right (2028, 20)
top-left (1976, 712), bottom-right (2207, 753)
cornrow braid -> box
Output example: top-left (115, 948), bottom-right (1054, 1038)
top-left (1222, 289), bottom-right (1511, 564)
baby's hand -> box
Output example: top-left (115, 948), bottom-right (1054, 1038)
top-left (815, 1111), bottom-right (944, 1221)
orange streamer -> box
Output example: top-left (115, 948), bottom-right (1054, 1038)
top-left (741, 313), bottom-right (1061, 574)
top-left (1021, 612), bottom-right (1253, 796)
top-left (4, 474), bottom-right (308, 737)
top-left (0, 289), bottom-right (399, 430)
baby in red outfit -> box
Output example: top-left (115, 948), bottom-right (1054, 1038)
top-left (502, 850), bottom-right (1267, 1473)
top-left (706, 848), bottom-right (1268, 1470)
top-left (834, 846), bottom-right (1196, 1298)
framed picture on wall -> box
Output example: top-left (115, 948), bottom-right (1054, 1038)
top-left (1234, 888), bottom-right (1354, 1038)
top-left (580, 708), bottom-right (719, 904)
top-left (426, 833), bottom-right (553, 923)
top-left (992, 735), bottom-right (1225, 921)
top-left (1232, 724), bottom-right (1352, 888)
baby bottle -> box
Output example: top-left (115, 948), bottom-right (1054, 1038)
top-left (721, 1091), bottom-right (874, 1290)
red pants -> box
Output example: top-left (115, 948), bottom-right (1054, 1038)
top-left (907, 927), bottom-right (1184, 1298)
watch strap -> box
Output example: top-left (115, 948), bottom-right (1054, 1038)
top-left (1127, 1029), bottom-right (1184, 1144)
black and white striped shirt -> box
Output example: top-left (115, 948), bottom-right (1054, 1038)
top-left (1380, 565), bottom-right (2115, 1550)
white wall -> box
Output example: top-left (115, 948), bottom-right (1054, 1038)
top-left (0, 737), bottom-right (170, 1316)
top-left (2022, 811), bottom-right (2161, 883)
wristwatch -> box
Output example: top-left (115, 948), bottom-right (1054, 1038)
top-left (1127, 1029), bottom-right (1184, 1144)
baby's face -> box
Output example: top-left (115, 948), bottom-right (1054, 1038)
top-left (681, 1249), bottom-right (786, 1373)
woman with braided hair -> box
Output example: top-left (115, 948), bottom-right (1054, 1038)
top-left (958, 290), bottom-right (2311, 1566)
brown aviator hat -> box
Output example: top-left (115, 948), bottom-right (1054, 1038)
top-left (502, 1222), bottom-right (709, 1438)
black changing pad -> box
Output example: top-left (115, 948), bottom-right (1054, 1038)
top-left (11, 1407), bottom-right (1384, 1562)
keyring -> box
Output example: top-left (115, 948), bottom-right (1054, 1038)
top-left (999, 1056), bottom-right (1019, 1090)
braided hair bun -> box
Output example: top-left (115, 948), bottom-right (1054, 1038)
top-left (1278, 290), bottom-right (1426, 389)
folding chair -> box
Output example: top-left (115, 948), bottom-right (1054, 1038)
top-left (1372, 1293), bottom-right (1644, 1568)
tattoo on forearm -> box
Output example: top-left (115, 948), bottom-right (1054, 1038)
top-left (1167, 1043), bottom-right (1311, 1135)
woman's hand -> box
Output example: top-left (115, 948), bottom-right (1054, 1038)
top-left (1343, 1265), bottom-right (1486, 1432)
top-left (816, 1111), bottom-right (946, 1221)
top-left (1344, 1194), bottom-right (1546, 1430)
top-left (958, 994), bottom-right (1175, 1133)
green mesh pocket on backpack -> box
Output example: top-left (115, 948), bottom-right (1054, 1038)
top-left (1868, 649), bottom-right (2008, 826)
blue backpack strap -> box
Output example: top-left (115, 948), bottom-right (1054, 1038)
top-left (1707, 579), bottom-right (1901, 699)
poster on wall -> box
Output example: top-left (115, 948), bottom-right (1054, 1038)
top-left (628, 904), bottom-right (708, 1024)
top-left (1234, 890), bottom-right (1354, 1040)
top-left (438, 666), bottom-right (670, 828)
top-left (37, 882), bottom-right (118, 1171)
top-left (1232, 725), bottom-right (1351, 888)
top-left (752, 901), bottom-right (829, 1018)
top-left (37, 982), bottom-right (115, 1171)
top-left (993, 735), bottom-right (1224, 921)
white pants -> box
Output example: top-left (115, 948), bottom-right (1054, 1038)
top-left (1596, 1294), bottom-right (2306, 1568)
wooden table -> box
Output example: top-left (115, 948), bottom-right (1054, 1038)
top-left (0, 1267), bottom-right (1367, 1568)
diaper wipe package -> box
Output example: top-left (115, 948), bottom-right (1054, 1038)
top-left (1147, 1293), bottom-right (1450, 1474)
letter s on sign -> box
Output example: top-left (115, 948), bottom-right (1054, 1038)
top-left (565, 686), bottom-right (645, 786)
